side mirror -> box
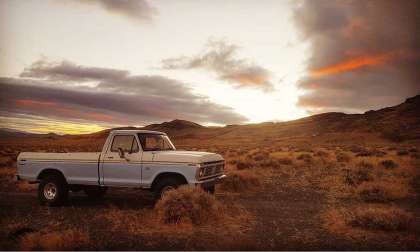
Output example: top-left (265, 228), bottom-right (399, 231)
top-left (118, 147), bottom-right (125, 158)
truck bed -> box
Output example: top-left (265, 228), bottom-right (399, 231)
top-left (17, 152), bottom-right (101, 185)
top-left (18, 152), bottom-right (101, 161)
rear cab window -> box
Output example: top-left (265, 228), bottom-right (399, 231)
top-left (110, 135), bottom-right (139, 153)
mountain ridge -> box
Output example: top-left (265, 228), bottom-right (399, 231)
top-left (1, 94), bottom-right (419, 143)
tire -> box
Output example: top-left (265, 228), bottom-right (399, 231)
top-left (38, 175), bottom-right (68, 206)
top-left (84, 186), bottom-right (108, 199)
top-left (153, 177), bottom-right (185, 200)
top-left (204, 185), bottom-right (215, 194)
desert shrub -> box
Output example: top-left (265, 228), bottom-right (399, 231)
top-left (155, 186), bottom-right (221, 225)
top-left (397, 150), bottom-right (409, 156)
top-left (336, 152), bottom-right (351, 162)
top-left (20, 229), bottom-right (90, 250)
top-left (277, 157), bottom-right (293, 165)
top-left (219, 171), bottom-right (261, 192)
top-left (251, 152), bottom-right (268, 162)
top-left (349, 145), bottom-right (366, 153)
top-left (0, 156), bottom-right (14, 167)
top-left (296, 153), bottom-right (313, 163)
top-left (259, 158), bottom-right (279, 168)
top-left (236, 160), bottom-right (252, 170)
top-left (380, 159), bottom-right (398, 169)
top-left (356, 181), bottom-right (409, 202)
top-left (348, 206), bottom-right (413, 231)
top-left (315, 150), bottom-right (329, 158)
top-left (344, 161), bottom-right (373, 186)
top-left (356, 149), bottom-right (386, 157)
top-left (411, 153), bottom-right (420, 159)
top-left (357, 161), bottom-right (374, 170)
top-left (408, 147), bottom-right (418, 153)
top-left (373, 150), bottom-right (386, 157)
top-left (227, 159), bottom-right (237, 165)
top-left (355, 150), bottom-right (373, 157)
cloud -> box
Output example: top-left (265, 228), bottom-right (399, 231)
top-left (21, 59), bottom-right (129, 81)
top-left (0, 60), bottom-right (247, 127)
top-left (294, 0), bottom-right (420, 113)
top-left (161, 40), bottom-right (273, 91)
top-left (73, 0), bottom-right (157, 22)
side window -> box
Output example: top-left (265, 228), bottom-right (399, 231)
top-left (110, 135), bottom-right (139, 153)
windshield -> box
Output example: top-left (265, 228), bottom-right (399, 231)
top-left (137, 133), bottom-right (176, 151)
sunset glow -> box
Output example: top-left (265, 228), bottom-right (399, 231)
top-left (311, 53), bottom-right (393, 77)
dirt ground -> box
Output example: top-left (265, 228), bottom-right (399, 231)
top-left (0, 136), bottom-right (420, 250)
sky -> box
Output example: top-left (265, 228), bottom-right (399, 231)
top-left (0, 0), bottom-right (419, 134)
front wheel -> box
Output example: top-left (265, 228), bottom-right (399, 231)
top-left (153, 177), bottom-right (184, 200)
top-left (38, 175), bottom-right (68, 206)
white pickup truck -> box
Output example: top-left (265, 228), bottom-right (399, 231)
top-left (17, 130), bottom-right (225, 206)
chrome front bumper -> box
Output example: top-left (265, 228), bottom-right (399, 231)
top-left (195, 174), bottom-right (226, 188)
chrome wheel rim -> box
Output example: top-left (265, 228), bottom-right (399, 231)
top-left (44, 182), bottom-right (57, 200)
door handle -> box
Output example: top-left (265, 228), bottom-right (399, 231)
top-left (107, 157), bottom-right (114, 159)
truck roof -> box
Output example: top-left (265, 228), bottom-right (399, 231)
top-left (110, 129), bottom-right (167, 135)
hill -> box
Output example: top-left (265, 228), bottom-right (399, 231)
top-left (1, 94), bottom-right (419, 148)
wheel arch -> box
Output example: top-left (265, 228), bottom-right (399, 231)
top-left (151, 172), bottom-right (188, 191)
top-left (37, 168), bottom-right (67, 184)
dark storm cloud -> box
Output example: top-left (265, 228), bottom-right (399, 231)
top-left (294, 0), bottom-right (420, 113)
top-left (73, 0), bottom-right (157, 22)
top-left (21, 60), bottom-right (129, 81)
top-left (20, 60), bottom-right (202, 101)
top-left (161, 40), bottom-right (274, 92)
top-left (0, 61), bottom-right (247, 125)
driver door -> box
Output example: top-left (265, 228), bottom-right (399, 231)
top-left (101, 134), bottom-right (142, 187)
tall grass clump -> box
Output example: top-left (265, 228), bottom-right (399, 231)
top-left (348, 206), bottom-right (413, 231)
top-left (219, 170), bottom-right (261, 192)
top-left (155, 186), bottom-right (221, 225)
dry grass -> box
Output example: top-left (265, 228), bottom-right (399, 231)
top-left (336, 152), bottom-right (351, 162)
top-left (0, 167), bottom-right (37, 192)
top-left (94, 187), bottom-right (253, 249)
top-left (219, 170), bottom-right (261, 192)
top-left (356, 181), bottom-right (411, 202)
top-left (1, 133), bottom-right (419, 250)
top-left (296, 153), bottom-right (313, 163)
top-left (20, 229), bottom-right (90, 250)
top-left (397, 150), bottom-right (409, 156)
top-left (344, 161), bottom-right (374, 186)
top-left (155, 186), bottom-right (221, 224)
top-left (348, 206), bottom-right (413, 231)
top-left (236, 160), bottom-right (252, 170)
top-left (380, 159), bottom-right (398, 169)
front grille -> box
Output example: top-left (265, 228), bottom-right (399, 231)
top-left (202, 161), bottom-right (224, 178)
top-left (214, 164), bottom-right (223, 174)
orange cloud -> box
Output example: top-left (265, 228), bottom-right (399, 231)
top-left (311, 53), bottom-right (394, 77)
top-left (15, 99), bottom-right (57, 107)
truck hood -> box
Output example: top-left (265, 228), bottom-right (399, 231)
top-left (152, 151), bottom-right (223, 164)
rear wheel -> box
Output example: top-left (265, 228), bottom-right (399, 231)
top-left (153, 177), bottom-right (185, 199)
top-left (38, 175), bottom-right (68, 206)
top-left (84, 186), bottom-right (108, 199)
